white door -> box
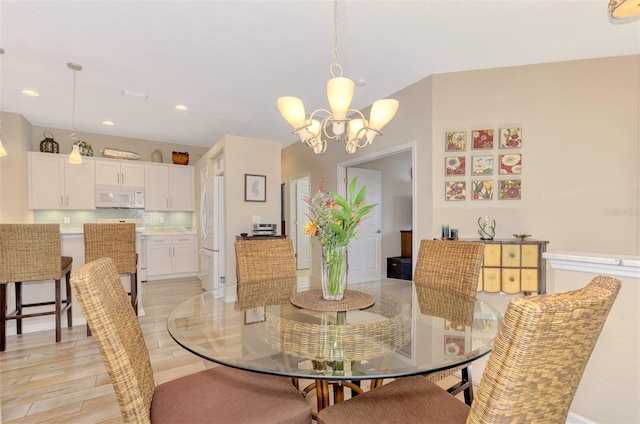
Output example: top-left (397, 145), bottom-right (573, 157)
top-left (346, 168), bottom-right (382, 279)
top-left (294, 177), bottom-right (310, 269)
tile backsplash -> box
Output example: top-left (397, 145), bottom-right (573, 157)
top-left (34, 209), bottom-right (193, 229)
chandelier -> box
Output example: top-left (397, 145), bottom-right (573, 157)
top-left (67, 62), bottom-right (83, 164)
top-left (609, 0), bottom-right (640, 18)
top-left (277, 1), bottom-right (399, 155)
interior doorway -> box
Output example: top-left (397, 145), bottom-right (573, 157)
top-left (338, 142), bottom-right (416, 279)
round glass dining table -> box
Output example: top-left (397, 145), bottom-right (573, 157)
top-left (167, 276), bottom-right (501, 412)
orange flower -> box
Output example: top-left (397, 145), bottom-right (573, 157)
top-left (304, 222), bottom-right (318, 237)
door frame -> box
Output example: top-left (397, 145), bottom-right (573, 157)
top-left (336, 141), bottom-right (417, 273)
top-left (289, 172), bottom-right (311, 270)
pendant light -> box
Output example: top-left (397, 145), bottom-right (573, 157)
top-left (277, 1), bottom-right (399, 155)
top-left (67, 62), bottom-right (83, 165)
top-left (609, 0), bottom-right (640, 18)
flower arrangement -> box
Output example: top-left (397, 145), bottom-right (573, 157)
top-left (304, 177), bottom-right (375, 299)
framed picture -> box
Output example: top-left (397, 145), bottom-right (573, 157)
top-left (499, 154), bottom-right (522, 174)
top-left (472, 155), bottom-right (494, 176)
top-left (500, 179), bottom-right (522, 200)
top-left (244, 307), bottom-right (266, 324)
top-left (445, 131), bottom-right (467, 151)
top-left (499, 127), bottom-right (522, 148)
top-left (471, 180), bottom-right (494, 200)
top-left (445, 181), bottom-right (466, 201)
top-left (445, 156), bottom-right (466, 176)
top-left (472, 129), bottom-right (494, 149)
top-left (244, 174), bottom-right (266, 202)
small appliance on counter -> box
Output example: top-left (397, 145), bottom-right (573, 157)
top-left (252, 223), bottom-right (277, 236)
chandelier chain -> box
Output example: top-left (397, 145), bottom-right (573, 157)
top-left (332, 0), bottom-right (338, 66)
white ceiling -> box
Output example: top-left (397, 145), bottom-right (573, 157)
top-left (1, 0), bottom-right (638, 149)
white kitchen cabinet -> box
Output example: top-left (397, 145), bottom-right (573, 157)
top-left (28, 152), bottom-right (95, 210)
top-left (94, 158), bottom-right (145, 187)
top-left (146, 234), bottom-right (197, 279)
top-left (145, 164), bottom-right (194, 211)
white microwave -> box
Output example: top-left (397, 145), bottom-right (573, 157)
top-left (95, 185), bottom-right (145, 208)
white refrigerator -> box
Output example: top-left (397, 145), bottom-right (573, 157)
top-left (199, 175), bottom-right (225, 297)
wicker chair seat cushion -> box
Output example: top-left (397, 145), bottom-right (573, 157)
top-left (151, 365), bottom-right (311, 424)
top-left (317, 376), bottom-right (469, 424)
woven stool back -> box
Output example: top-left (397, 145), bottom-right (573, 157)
top-left (0, 224), bottom-right (62, 282)
top-left (468, 275), bottom-right (621, 423)
top-left (235, 238), bottom-right (296, 284)
top-left (71, 258), bottom-right (155, 423)
top-left (84, 223), bottom-right (137, 274)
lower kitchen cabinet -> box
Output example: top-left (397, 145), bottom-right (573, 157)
top-left (146, 234), bottom-right (197, 279)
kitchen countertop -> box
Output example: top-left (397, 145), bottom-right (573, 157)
top-left (59, 227), bottom-right (194, 236)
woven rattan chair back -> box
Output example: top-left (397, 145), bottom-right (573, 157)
top-left (70, 258), bottom-right (155, 424)
top-left (0, 224), bottom-right (62, 282)
top-left (235, 238), bottom-right (296, 284)
top-left (84, 223), bottom-right (137, 274)
top-left (0, 224), bottom-right (73, 351)
top-left (413, 239), bottom-right (484, 298)
top-left (467, 275), bottom-right (621, 423)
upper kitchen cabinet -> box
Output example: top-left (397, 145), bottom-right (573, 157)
top-left (94, 158), bottom-right (145, 187)
top-left (145, 164), bottom-right (194, 211)
top-left (28, 152), bottom-right (95, 210)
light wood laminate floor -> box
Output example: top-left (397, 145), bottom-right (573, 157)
top-left (1, 277), bottom-right (478, 423)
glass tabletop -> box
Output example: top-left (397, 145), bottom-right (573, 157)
top-left (167, 276), bottom-right (502, 381)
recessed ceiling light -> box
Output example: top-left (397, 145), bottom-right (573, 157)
top-left (21, 89), bottom-right (39, 97)
top-left (175, 104), bottom-right (188, 111)
top-left (102, 120), bottom-right (115, 126)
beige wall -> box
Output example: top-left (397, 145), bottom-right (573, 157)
top-left (432, 55), bottom-right (639, 258)
top-left (196, 134), bottom-right (282, 300)
top-left (0, 112), bottom-right (34, 223)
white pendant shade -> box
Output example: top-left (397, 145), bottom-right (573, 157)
top-left (277, 97), bottom-right (307, 129)
top-left (368, 99), bottom-right (399, 131)
top-left (0, 140), bottom-right (7, 157)
top-left (609, 0), bottom-right (640, 18)
top-left (347, 118), bottom-right (366, 142)
top-left (326, 77), bottom-right (354, 119)
top-left (68, 145), bottom-right (83, 164)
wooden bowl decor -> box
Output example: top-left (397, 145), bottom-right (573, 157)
top-left (39, 131), bottom-right (59, 153)
top-left (172, 151), bottom-right (189, 165)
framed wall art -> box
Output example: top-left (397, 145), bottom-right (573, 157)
top-left (445, 131), bottom-right (467, 151)
top-left (445, 181), bottom-right (466, 201)
top-left (472, 180), bottom-right (494, 200)
top-left (472, 129), bottom-right (494, 149)
top-left (472, 155), bottom-right (494, 176)
top-left (445, 156), bottom-right (466, 176)
top-left (500, 179), bottom-right (522, 200)
top-left (499, 127), bottom-right (522, 148)
top-left (499, 154), bottom-right (522, 174)
top-left (244, 174), bottom-right (266, 202)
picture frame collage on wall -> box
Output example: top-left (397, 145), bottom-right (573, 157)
top-left (444, 127), bottom-right (523, 201)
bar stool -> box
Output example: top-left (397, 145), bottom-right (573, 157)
top-left (83, 223), bottom-right (137, 336)
top-left (0, 224), bottom-right (73, 352)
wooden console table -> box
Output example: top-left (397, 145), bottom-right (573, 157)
top-left (471, 239), bottom-right (549, 294)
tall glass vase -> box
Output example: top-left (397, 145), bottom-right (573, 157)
top-left (321, 245), bottom-right (347, 300)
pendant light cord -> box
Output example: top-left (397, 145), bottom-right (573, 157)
top-left (330, 1), bottom-right (343, 78)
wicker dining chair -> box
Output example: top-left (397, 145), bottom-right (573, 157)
top-left (413, 239), bottom-right (484, 404)
top-left (70, 258), bottom-right (312, 424)
top-left (317, 275), bottom-right (621, 424)
top-left (83, 223), bottom-right (137, 336)
top-left (0, 224), bottom-right (73, 351)
top-left (235, 237), bottom-right (297, 284)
